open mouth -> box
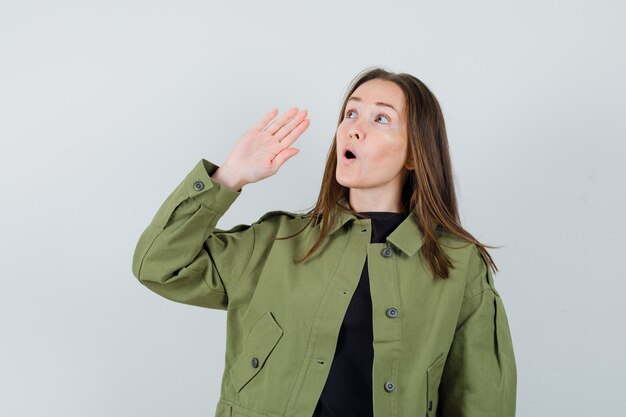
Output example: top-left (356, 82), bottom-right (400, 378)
top-left (345, 150), bottom-right (356, 159)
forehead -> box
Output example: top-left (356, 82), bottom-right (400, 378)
top-left (349, 79), bottom-right (405, 113)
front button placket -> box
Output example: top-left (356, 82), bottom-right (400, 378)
top-left (368, 240), bottom-right (402, 417)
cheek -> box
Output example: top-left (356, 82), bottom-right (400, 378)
top-left (380, 140), bottom-right (407, 165)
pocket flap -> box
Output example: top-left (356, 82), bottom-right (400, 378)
top-left (230, 311), bottom-right (284, 393)
top-left (426, 353), bottom-right (446, 416)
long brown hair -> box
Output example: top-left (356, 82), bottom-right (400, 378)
top-left (276, 66), bottom-right (501, 279)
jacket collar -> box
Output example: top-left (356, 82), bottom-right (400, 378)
top-left (321, 194), bottom-right (425, 257)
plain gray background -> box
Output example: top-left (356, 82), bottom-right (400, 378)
top-left (1, 0), bottom-right (624, 416)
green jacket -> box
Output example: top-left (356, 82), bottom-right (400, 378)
top-left (131, 158), bottom-right (517, 417)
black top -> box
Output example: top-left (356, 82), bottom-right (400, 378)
top-left (312, 211), bottom-right (408, 417)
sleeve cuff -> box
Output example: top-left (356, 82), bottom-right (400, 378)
top-left (183, 158), bottom-right (242, 214)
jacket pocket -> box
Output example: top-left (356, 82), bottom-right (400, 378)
top-left (229, 311), bottom-right (284, 393)
top-left (426, 353), bottom-right (446, 417)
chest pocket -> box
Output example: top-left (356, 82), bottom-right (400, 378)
top-left (229, 311), bottom-right (284, 393)
top-left (426, 353), bottom-right (446, 416)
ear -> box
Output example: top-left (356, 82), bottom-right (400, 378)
top-left (404, 160), bottom-right (415, 171)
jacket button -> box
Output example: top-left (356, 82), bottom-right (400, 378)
top-left (386, 307), bottom-right (398, 318)
top-left (193, 180), bottom-right (205, 191)
top-left (381, 247), bottom-right (394, 257)
top-left (251, 357), bottom-right (259, 368)
top-left (384, 380), bottom-right (395, 392)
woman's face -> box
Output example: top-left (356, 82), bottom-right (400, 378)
top-left (335, 79), bottom-right (411, 204)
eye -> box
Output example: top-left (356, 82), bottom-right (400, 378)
top-left (375, 114), bottom-right (391, 124)
top-left (344, 109), bottom-right (390, 124)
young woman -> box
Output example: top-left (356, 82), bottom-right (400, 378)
top-left (132, 67), bottom-right (517, 417)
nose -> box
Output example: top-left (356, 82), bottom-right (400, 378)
top-left (348, 123), bottom-right (364, 140)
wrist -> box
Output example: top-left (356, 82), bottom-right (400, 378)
top-left (212, 165), bottom-right (246, 192)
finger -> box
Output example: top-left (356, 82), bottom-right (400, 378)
top-left (274, 109), bottom-right (308, 141)
top-left (277, 118), bottom-right (310, 149)
top-left (254, 108), bottom-right (279, 131)
top-left (264, 107), bottom-right (298, 134)
top-left (271, 147), bottom-right (300, 169)
top-left (265, 107), bottom-right (299, 135)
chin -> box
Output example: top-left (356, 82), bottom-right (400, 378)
top-left (337, 180), bottom-right (362, 190)
top-left (335, 175), bottom-right (353, 189)
top-left (335, 177), bottom-right (348, 187)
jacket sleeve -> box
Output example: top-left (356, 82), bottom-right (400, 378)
top-left (131, 158), bottom-right (256, 310)
top-left (438, 245), bottom-right (517, 417)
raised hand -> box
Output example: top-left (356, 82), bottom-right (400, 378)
top-left (212, 107), bottom-right (310, 191)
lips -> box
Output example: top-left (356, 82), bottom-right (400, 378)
top-left (342, 144), bottom-right (357, 159)
top-left (340, 144), bottom-right (358, 165)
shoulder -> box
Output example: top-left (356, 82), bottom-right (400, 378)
top-left (255, 210), bottom-right (309, 224)
top-left (460, 242), bottom-right (496, 298)
top-left (435, 231), bottom-right (494, 294)
top-left (252, 210), bottom-right (315, 234)
top-left (436, 229), bottom-right (475, 258)
top-left (212, 210), bottom-right (309, 235)
top-left (247, 210), bottom-right (317, 247)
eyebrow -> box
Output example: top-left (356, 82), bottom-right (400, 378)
top-left (347, 96), bottom-right (399, 113)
